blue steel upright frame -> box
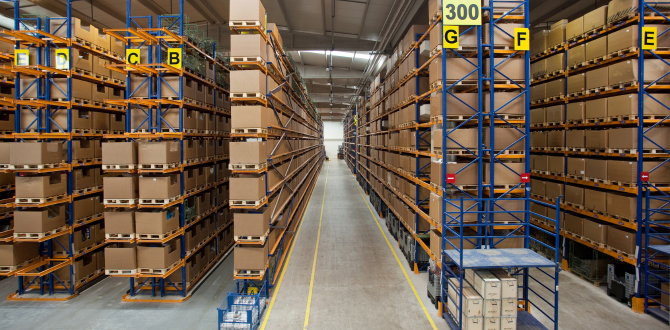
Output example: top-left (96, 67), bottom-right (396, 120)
top-left (6, 0), bottom-right (117, 300)
top-left (440, 1), bottom-right (561, 329)
top-left (641, 0), bottom-right (670, 322)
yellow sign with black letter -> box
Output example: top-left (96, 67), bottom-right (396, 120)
top-left (55, 49), bottom-right (70, 70)
top-left (167, 48), bottom-right (182, 69)
top-left (443, 26), bottom-right (459, 49)
top-left (126, 49), bottom-right (140, 65)
top-left (443, 0), bottom-right (481, 26)
top-left (642, 27), bottom-right (657, 50)
top-left (514, 28), bottom-right (529, 51)
top-left (14, 49), bottom-right (29, 66)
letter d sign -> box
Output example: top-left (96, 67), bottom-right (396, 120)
top-left (167, 48), bottom-right (182, 69)
top-left (55, 49), bottom-right (69, 70)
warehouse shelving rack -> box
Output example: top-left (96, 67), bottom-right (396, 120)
top-left (227, 16), bottom-right (325, 294)
top-left (527, 1), bottom-right (670, 317)
top-left (99, 0), bottom-right (234, 303)
top-left (640, 0), bottom-right (670, 322)
top-left (0, 0), bottom-right (122, 301)
top-left (438, 2), bottom-right (561, 329)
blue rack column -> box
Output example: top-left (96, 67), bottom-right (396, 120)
top-left (640, 0), bottom-right (670, 320)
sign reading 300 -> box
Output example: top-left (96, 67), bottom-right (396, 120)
top-left (442, 0), bottom-right (481, 26)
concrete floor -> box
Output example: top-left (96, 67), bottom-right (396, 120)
top-left (0, 159), bottom-right (665, 329)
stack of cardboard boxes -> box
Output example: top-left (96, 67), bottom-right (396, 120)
top-left (229, 0), bottom-right (324, 277)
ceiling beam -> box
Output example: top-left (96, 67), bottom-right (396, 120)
top-left (280, 30), bottom-right (377, 51)
top-left (28, 0), bottom-right (114, 28)
top-left (357, 0), bottom-right (370, 39)
top-left (276, 0), bottom-right (292, 31)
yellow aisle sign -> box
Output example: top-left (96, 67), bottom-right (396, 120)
top-left (55, 49), bottom-right (70, 70)
top-left (443, 0), bottom-right (481, 26)
top-left (167, 48), bottom-right (182, 69)
top-left (642, 27), bottom-right (657, 50)
top-left (14, 49), bottom-right (29, 66)
top-left (126, 49), bottom-right (140, 65)
top-left (514, 28), bottom-right (530, 51)
top-left (443, 26), bottom-right (459, 49)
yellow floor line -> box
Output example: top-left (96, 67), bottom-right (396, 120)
top-left (259, 163), bottom-right (328, 330)
top-left (355, 183), bottom-right (439, 330)
top-left (303, 163), bottom-right (329, 329)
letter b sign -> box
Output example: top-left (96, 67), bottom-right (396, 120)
top-left (168, 48), bottom-right (182, 69)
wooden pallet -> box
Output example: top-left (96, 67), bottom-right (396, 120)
top-left (564, 202), bottom-right (584, 210)
top-left (137, 260), bottom-right (180, 275)
top-left (0, 256), bottom-right (40, 272)
top-left (106, 268), bottom-right (137, 276)
top-left (231, 92), bottom-right (266, 99)
top-left (105, 233), bottom-right (135, 240)
top-left (9, 163), bottom-right (67, 170)
top-left (14, 225), bottom-right (67, 240)
top-left (233, 268), bottom-right (266, 277)
top-left (73, 186), bottom-right (99, 195)
top-left (229, 162), bottom-right (267, 171)
top-left (139, 195), bottom-right (180, 206)
top-left (138, 163), bottom-right (181, 170)
top-left (102, 164), bottom-right (136, 170)
top-left (137, 227), bottom-right (180, 240)
top-left (15, 193), bottom-right (68, 205)
top-left (104, 199), bottom-right (138, 206)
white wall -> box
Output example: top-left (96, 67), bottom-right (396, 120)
top-left (323, 121), bottom-right (344, 158)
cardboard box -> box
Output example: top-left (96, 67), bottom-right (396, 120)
top-left (50, 78), bottom-right (92, 101)
top-left (55, 254), bottom-right (96, 284)
top-left (585, 36), bottom-right (607, 61)
top-left (583, 219), bottom-right (608, 243)
top-left (584, 188), bottom-right (607, 213)
top-left (110, 113), bottom-right (125, 132)
top-left (566, 102), bottom-right (584, 122)
top-left (129, 76), bottom-right (150, 98)
top-left (14, 205), bottom-right (66, 233)
top-left (0, 242), bottom-right (39, 266)
top-left (139, 175), bottom-right (180, 200)
top-left (546, 79), bottom-right (565, 99)
top-left (72, 197), bottom-right (96, 221)
top-left (585, 158), bottom-right (607, 180)
top-left (609, 93), bottom-right (670, 117)
top-left (73, 168), bottom-right (95, 190)
top-left (72, 140), bottom-right (95, 161)
top-left (566, 130), bottom-right (585, 148)
top-left (585, 98), bottom-right (607, 119)
top-left (16, 173), bottom-right (67, 198)
top-left (103, 176), bottom-right (138, 200)
top-left (609, 127), bottom-right (670, 150)
top-left (531, 178), bottom-right (545, 196)
top-left (102, 142), bottom-right (136, 166)
top-left (234, 243), bottom-right (269, 271)
top-left (609, 59), bottom-right (670, 84)
top-left (10, 142), bottom-right (61, 166)
top-left (229, 0), bottom-right (266, 30)
top-left (530, 108), bottom-right (545, 125)
top-left (230, 174), bottom-right (265, 201)
top-left (135, 207), bottom-right (179, 235)
top-left (607, 227), bottom-right (636, 254)
top-left (566, 17), bottom-right (584, 39)
top-left (104, 210), bottom-right (135, 234)
top-left (484, 128), bottom-right (524, 151)
top-left (567, 157), bottom-right (585, 176)
top-left (585, 130), bottom-right (608, 149)
top-left (137, 240), bottom-right (181, 269)
top-left (231, 106), bottom-right (279, 130)
top-left (530, 131), bottom-right (547, 149)
top-left (104, 246), bottom-right (137, 271)
top-left (530, 84), bottom-right (546, 102)
top-left (138, 141), bottom-right (181, 165)
top-left (584, 5), bottom-right (608, 31)
top-left (484, 162), bottom-right (524, 185)
top-left (434, 128), bottom-right (478, 150)
top-left (50, 17), bottom-right (96, 44)
top-left (564, 184), bottom-right (584, 206)
top-left (586, 67), bottom-right (608, 89)
top-left (564, 213), bottom-right (584, 235)
top-left (0, 112), bottom-right (13, 132)
top-left (54, 225), bottom-right (95, 254)
top-left (567, 73), bottom-right (585, 95)
top-left (51, 109), bottom-right (92, 132)
top-left (545, 53), bottom-right (564, 74)
top-left (161, 108), bottom-right (197, 132)
top-left (230, 70), bottom-right (278, 94)
top-left (608, 159), bottom-right (670, 184)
